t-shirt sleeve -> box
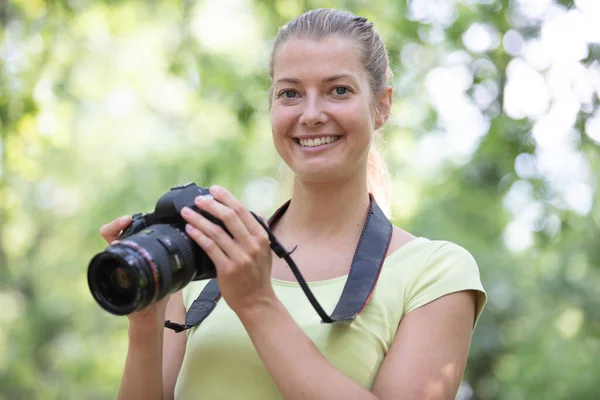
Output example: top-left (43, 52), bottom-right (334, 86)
top-left (181, 280), bottom-right (211, 310)
top-left (404, 241), bottom-right (487, 326)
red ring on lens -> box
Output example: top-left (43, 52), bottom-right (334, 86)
top-left (120, 240), bottom-right (161, 304)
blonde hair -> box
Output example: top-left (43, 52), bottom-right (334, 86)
top-left (270, 8), bottom-right (392, 216)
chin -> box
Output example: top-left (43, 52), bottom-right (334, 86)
top-left (293, 165), bottom-right (348, 184)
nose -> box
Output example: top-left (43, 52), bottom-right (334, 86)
top-left (299, 94), bottom-right (327, 127)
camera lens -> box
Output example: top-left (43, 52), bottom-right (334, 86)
top-left (111, 267), bottom-right (133, 291)
top-left (88, 224), bottom-right (203, 316)
top-left (88, 246), bottom-right (149, 315)
top-left (94, 258), bottom-right (136, 309)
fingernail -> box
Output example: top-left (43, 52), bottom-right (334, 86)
top-left (120, 216), bottom-right (130, 224)
top-left (181, 207), bottom-right (192, 216)
top-left (209, 185), bottom-right (221, 194)
top-left (195, 195), bottom-right (211, 204)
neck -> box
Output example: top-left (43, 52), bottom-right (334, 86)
top-left (274, 174), bottom-right (371, 242)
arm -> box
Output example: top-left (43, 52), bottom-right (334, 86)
top-left (236, 290), bottom-right (476, 400)
top-left (162, 292), bottom-right (188, 399)
top-left (116, 291), bottom-right (187, 400)
top-left (116, 310), bottom-right (165, 400)
top-left (101, 216), bottom-right (187, 400)
top-left (372, 290), bottom-right (477, 400)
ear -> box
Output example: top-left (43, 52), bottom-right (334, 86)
top-left (374, 86), bottom-right (393, 130)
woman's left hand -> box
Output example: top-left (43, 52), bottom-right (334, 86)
top-left (180, 185), bottom-right (276, 315)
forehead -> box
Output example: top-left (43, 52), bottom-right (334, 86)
top-left (272, 37), bottom-right (365, 81)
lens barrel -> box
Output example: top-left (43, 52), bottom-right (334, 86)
top-left (88, 224), bottom-right (197, 315)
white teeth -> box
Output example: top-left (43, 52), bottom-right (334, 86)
top-left (298, 136), bottom-right (339, 147)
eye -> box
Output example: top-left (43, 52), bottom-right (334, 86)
top-left (279, 90), bottom-right (299, 99)
top-left (332, 86), bottom-right (350, 96)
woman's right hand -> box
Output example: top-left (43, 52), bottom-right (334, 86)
top-left (99, 215), bottom-right (171, 332)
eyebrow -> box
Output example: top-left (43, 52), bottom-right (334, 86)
top-left (275, 74), bottom-right (357, 85)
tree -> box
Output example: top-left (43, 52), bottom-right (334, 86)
top-left (1, 0), bottom-right (598, 398)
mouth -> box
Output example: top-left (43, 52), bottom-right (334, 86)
top-left (294, 135), bottom-right (341, 148)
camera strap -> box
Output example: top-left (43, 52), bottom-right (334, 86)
top-left (165, 195), bottom-right (392, 333)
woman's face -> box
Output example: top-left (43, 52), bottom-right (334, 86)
top-left (270, 37), bottom-right (389, 184)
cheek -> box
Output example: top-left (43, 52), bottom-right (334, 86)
top-left (334, 103), bottom-right (374, 137)
top-left (271, 107), bottom-right (295, 138)
top-left (270, 109), bottom-right (296, 161)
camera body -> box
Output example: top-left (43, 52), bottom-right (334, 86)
top-left (122, 182), bottom-right (221, 243)
top-left (88, 182), bottom-right (227, 316)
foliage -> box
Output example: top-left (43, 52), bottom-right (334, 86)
top-left (1, 0), bottom-right (598, 399)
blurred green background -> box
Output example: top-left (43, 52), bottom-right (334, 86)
top-left (1, 0), bottom-right (599, 399)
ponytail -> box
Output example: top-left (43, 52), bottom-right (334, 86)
top-left (367, 131), bottom-right (391, 218)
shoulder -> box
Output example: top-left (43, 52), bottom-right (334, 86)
top-left (386, 225), bottom-right (417, 255)
top-left (402, 237), bottom-right (486, 323)
top-left (383, 226), bottom-right (486, 322)
top-left (419, 239), bottom-right (480, 274)
top-left (388, 225), bottom-right (479, 273)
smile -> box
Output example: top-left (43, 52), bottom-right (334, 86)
top-left (296, 136), bottom-right (340, 147)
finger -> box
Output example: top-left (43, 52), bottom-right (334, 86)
top-left (193, 195), bottom-right (252, 246)
top-left (184, 222), bottom-right (231, 271)
top-left (181, 207), bottom-right (242, 261)
top-left (209, 186), bottom-right (267, 238)
top-left (99, 215), bottom-right (131, 243)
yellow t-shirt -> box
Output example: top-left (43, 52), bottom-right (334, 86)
top-left (174, 238), bottom-right (487, 399)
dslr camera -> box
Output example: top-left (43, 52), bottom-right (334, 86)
top-left (87, 183), bottom-right (227, 316)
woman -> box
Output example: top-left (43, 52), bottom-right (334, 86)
top-left (100, 8), bottom-right (486, 400)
